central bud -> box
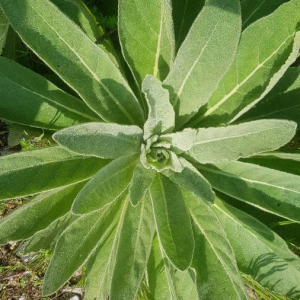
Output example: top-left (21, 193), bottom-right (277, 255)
top-left (140, 135), bottom-right (182, 172)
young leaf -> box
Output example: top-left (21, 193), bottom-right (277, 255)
top-left (53, 123), bottom-right (143, 159)
top-left (23, 213), bottom-right (77, 253)
top-left (172, 0), bottom-right (205, 51)
top-left (0, 8), bottom-right (8, 54)
top-left (119, 0), bottom-right (175, 85)
top-left (150, 174), bottom-right (194, 270)
top-left (72, 155), bottom-right (138, 215)
top-left (198, 161), bottom-right (300, 222)
top-left (188, 120), bottom-right (297, 164)
top-left (242, 0), bottom-right (288, 29)
top-left (148, 235), bottom-right (199, 300)
top-left (163, 158), bottom-right (215, 203)
top-left (0, 182), bottom-right (85, 245)
top-left (160, 128), bottom-right (197, 153)
top-left (0, 57), bottom-right (100, 131)
top-left (164, 0), bottom-right (241, 128)
top-left (110, 193), bottom-right (155, 300)
top-left (243, 152), bottom-right (300, 176)
top-left (129, 162), bottom-right (156, 206)
top-left (0, 147), bottom-right (107, 201)
top-left (0, 0), bottom-right (144, 126)
top-left (196, 0), bottom-right (300, 127)
top-left (184, 191), bottom-right (249, 300)
top-left (238, 67), bottom-right (300, 127)
top-left (143, 75), bottom-right (175, 140)
top-left (214, 198), bottom-right (300, 297)
top-left (42, 198), bottom-right (123, 296)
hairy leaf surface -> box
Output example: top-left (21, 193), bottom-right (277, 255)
top-left (0, 58), bottom-right (100, 130)
top-left (188, 120), bottom-right (296, 164)
top-left (196, 0), bottom-right (300, 127)
top-left (199, 161), bottom-right (300, 222)
top-left (164, 0), bottom-right (241, 128)
top-left (150, 174), bottom-right (194, 270)
top-left (0, 182), bottom-right (85, 245)
top-left (185, 191), bottom-right (249, 300)
top-left (119, 0), bottom-right (175, 86)
top-left (0, 7), bottom-right (8, 54)
top-left (72, 155), bottom-right (138, 214)
top-left (214, 199), bottom-right (300, 297)
top-left (53, 123), bottom-right (143, 159)
top-left (0, 147), bottom-right (107, 201)
top-left (0, 0), bottom-right (144, 125)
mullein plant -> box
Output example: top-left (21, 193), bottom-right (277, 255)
top-left (0, 0), bottom-right (300, 299)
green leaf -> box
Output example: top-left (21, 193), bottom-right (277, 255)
top-left (196, 0), bottom-right (300, 127)
top-left (163, 158), bottom-right (215, 203)
top-left (0, 57), bottom-right (100, 131)
top-left (0, 146), bottom-right (107, 201)
top-left (0, 182), bottom-right (85, 245)
top-left (143, 75), bottom-right (175, 140)
top-left (53, 123), bottom-right (143, 159)
top-left (42, 198), bottom-right (123, 296)
top-left (23, 213), bottom-right (77, 253)
top-left (164, 0), bottom-right (241, 128)
top-left (0, 7), bottom-right (8, 54)
top-left (242, 0), bottom-right (288, 29)
top-left (160, 128), bottom-right (197, 153)
top-left (129, 161), bottom-right (156, 206)
top-left (148, 235), bottom-right (199, 300)
top-left (50, 0), bottom-right (120, 66)
top-left (243, 152), bottom-right (300, 176)
top-left (188, 120), bottom-right (297, 164)
top-left (110, 193), bottom-right (155, 300)
top-left (119, 0), bottom-right (175, 86)
top-left (184, 191), bottom-right (249, 300)
top-left (198, 161), bottom-right (300, 222)
top-left (72, 155), bottom-right (138, 215)
top-left (172, 0), bottom-right (205, 51)
top-left (214, 198), bottom-right (300, 297)
top-left (0, 0), bottom-right (144, 126)
top-left (150, 174), bottom-right (194, 270)
top-left (238, 67), bottom-right (300, 127)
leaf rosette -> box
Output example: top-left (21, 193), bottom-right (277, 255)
top-left (0, 0), bottom-right (300, 299)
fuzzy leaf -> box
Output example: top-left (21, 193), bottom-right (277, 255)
top-left (239, 67), bottom-right (300, 127)
top-left (143, 75), bottom-right (175, 140)
top-left (199, 161), bottom-right (300, 222)
top-left (242, 0), bottom-right (288, 29)
top-left (129, 162), bottom-right (156, 206)
top-left (110, 193), bottom-right (155, 300)
top-left (23, 213), bottom-right (77, 253)
top-left (150, 174), bottom-right (194, 270)
top-left (172, 0), bottom-right (205, 51)
top-left (72, 155), bottom-right (138, 215)
top-left (0, 0), bottom-right (144, 125)
top-left (196, 0), bottom-right (300, 127)
top-left (0, 7), bottom-right (8, 54)
top-left (119, 0), bottom-right (175, 85)
top-left (53, 123), bottom-right (143, 159)
top-left (0, 147), bottom-right (107, 201)
top-left (184, 191), bottom-right (249, 300)
top-left (0, 58), bottom-right (100, 131)
top-left (148, 236), bottom-right (199, 300)
top-left (163, 158), bottom-right (215, 203)
top-left (0, 182), bottom-right (85, 245)
top-left (43, 199), bottom-right (123, 296)
top-left (160, 128), bottom-right (197, 153)
top-left (164, 0), bottom-right (241, 128)
top-left (188, 120), bottom-right (297, 164)
top-left (243, 152), bottom-right (300, 176)
top-left (214, 198), bottom-right (300, 297)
